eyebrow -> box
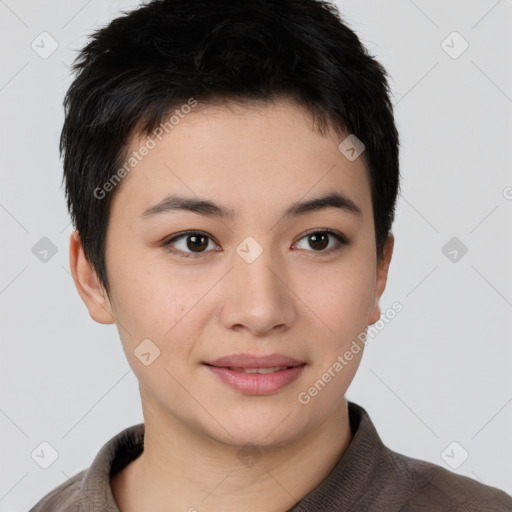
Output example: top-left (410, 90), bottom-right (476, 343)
top-left (140, 191), bottom-right (362, 220)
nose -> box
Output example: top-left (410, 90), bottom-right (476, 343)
top-left (218, 245), bottom-right (297, 337)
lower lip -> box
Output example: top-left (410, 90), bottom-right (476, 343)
top-left (205, 364), bottom-right (306, 395)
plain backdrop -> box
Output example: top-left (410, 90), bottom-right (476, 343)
top-left (1, 1), bottom-right (511, 510)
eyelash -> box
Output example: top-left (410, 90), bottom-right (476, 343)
top-left (162, 229), bottom-right (350, 259)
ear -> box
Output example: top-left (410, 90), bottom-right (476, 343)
top-left (69, 229), bottom-right (115, 324)
top-left (368, 233), bottom-right (394, 326)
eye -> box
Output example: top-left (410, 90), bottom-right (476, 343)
top-left (163, 229), bottom-right (350, 259)
top-left (163, 231), bottom-right (219, 258)
top-left (293, 229), bottom-right (350, 254)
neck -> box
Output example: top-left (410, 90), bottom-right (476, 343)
top-left (112, 400), bottom-right (353, 512)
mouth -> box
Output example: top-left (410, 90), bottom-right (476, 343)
top-left (225, 366), bottom-right (296, 374)
top-left (203, 353), bottom-right (306, 395)
top-left (205, 353), bottom-right (305, 369)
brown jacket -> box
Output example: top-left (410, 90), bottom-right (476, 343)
top-left (29, 401), bottom-right (512, 511)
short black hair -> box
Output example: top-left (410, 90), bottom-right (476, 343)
top-left (61, 0), bottom-right (400, 297)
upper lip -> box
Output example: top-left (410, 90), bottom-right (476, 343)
top-left (205, 353), bottom-right (305, 369)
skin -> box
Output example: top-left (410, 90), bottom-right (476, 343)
top-left (69, 97), bottom-right (394, 512)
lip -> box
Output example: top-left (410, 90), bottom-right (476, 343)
top-left (204, 353), bottom-right (306, 395)
top-left (207, 353), bottom-right (304, 369)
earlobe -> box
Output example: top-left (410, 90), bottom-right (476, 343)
top-left (368, 302), bottom-right (382, 326)
top-left (69, 230), bottom-right (115, 324)
top-left (368, 233), bottom-right (394, 326)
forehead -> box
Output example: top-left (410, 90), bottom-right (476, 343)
top-left (110, 98), bottom-right (372, 222)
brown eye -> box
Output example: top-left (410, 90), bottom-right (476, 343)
top-left (164, 231), bottom-right (217, 258)
top-left (307, 232), bottom-right (329, 251)
top-left (294, 230), bottom-right (350, 254)
top-left (185, 234), bottom-right (209, 252)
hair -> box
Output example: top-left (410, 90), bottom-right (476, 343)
top-left (61, 0), bottom-right (400, 297)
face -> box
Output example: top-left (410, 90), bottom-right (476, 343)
top-left (71, 98), bottom-right (393, 448)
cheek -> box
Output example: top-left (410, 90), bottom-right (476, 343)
top-left (296, 257), bottom-right (375, 339)
top-left (108, 261), bottom-right (215, 375)
top-left (107, 259), bottom-right (185, 347)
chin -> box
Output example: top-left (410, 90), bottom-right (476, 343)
top-left (197, 406), bottom-right (308, 449)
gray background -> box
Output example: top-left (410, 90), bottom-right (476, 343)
top-left (1, 0), bottom-right (511, 510)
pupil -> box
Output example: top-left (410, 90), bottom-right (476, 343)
top-left (310, 233), bottom-right (328, 251)
top-left (188, 235), bottom-right (208, 252)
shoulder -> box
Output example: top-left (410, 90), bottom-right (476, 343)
top-left (28, 470), bottom-right (86, 512)
top-left (27, 423), bottom-right (144, 512)
top-left (388, 449), bottom-right (512, 511)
